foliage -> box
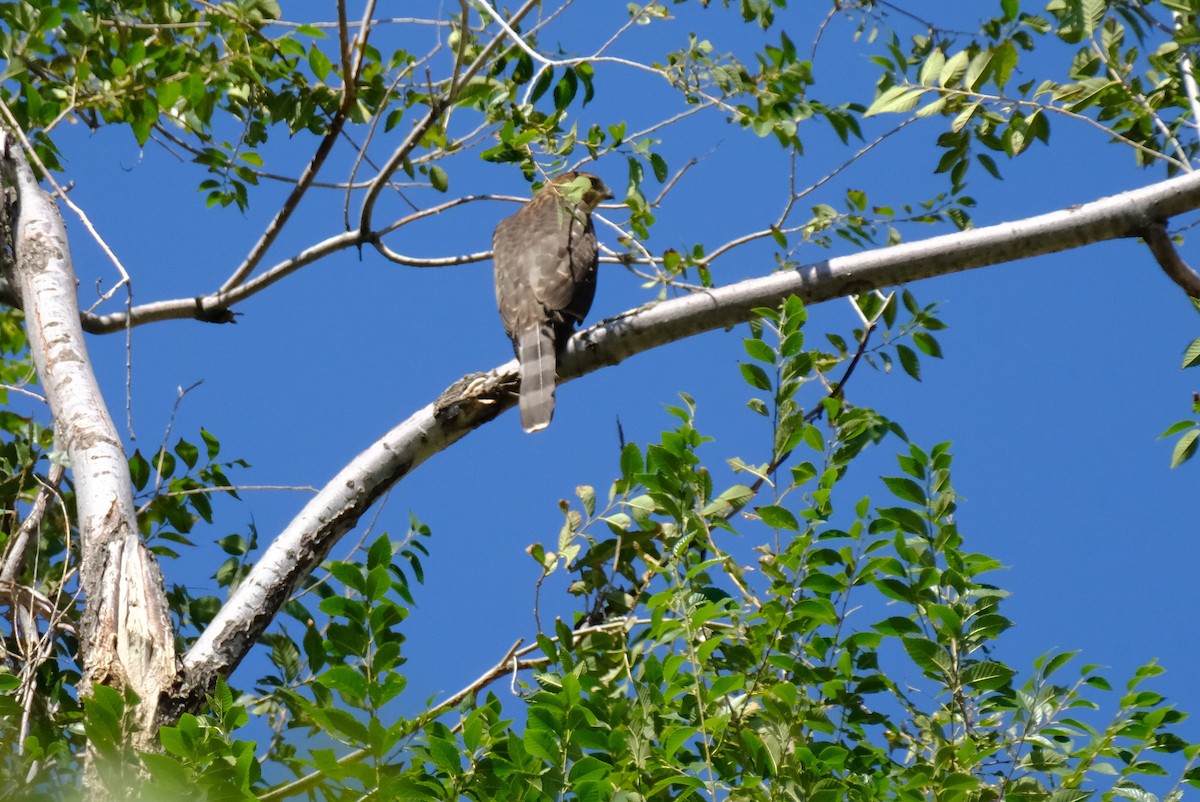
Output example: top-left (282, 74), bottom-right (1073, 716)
top-left (7, 296), bottom-right (1196, 800)
top-left (1161, 297), bottom-right (1200, 467)
top-left (0, 0), bottom-right (1198, 800)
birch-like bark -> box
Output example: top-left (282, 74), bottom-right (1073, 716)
top-left (0, 134), bottom-right (175, 761)
top-left (178, 169), bottom-right (1200, 700)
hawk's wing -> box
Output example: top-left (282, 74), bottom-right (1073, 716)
top-left (531, 202), bottom-right (598, 327)
top-left (494, 195), bottom-right (597, 336)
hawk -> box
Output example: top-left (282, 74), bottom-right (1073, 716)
top-left (493, 171), bottom-right (613, 432)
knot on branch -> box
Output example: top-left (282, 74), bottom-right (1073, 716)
top-left (433, 369), bottom-right (513, 428)
top-left (193, 297), bottom-right (239, 324)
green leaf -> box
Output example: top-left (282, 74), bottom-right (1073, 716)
top-left (912, 331), bottom-right (942, 358)
top-left (308, 43), bottom-right (332, 81)
top-left (740, 363), bottom-right (772, 391)
top-left (217, 534), bottom-right (248, 556)
top-left (962, 660), bottom-right (1015, 690)
top-left (201, 429), bottom-right (221, 460)
top-left (317, 665), bottom-right (367, 701)
top-left (902, 636), bottom-right (953, 676)
top-left (1039, 649), bottom-right (1079, 677)
top-left (882, 476), bottom-right (926, 505)
top-left (940, 51), bottom-right (970, 86)
top-left (877, 506), bottom-right (927, 535)
top-left (964, 50), bottom-right (994, 91)
top-left (864, 86), bottom-right (926, 117)
top-left (649, 152), bottom-right (668, 183)
top-left (130, 450), bottom-right (150, 491)
top-left (329, 562), bottom-right (366, 593)
top-left (530, 67), bottom-right (555, 105)
top-left (620, 443), bottom-right (644, 480)
top-left (743, 337), bottom-right (776, 363)
top-left (1170, 429), bottom-right (1199, 468)
top-left (157, 81), bottom-right (183, 112)
top-left (577, 485), bottom-right (595, 517)
top-left (873, 616), bottom-right (921, 636)
top-left (704, 484), bottom-right (753, 516)
top-left (523, 722), bottom-right (561, 762)
top-left (429, 165), bottom-right (448, 192)
top-left (1183, 337), bottom-right (1200, 369)
top-left (157, 723), bottom-right (188, 758)
top-left (801, 573), bottom-right (845, 595)
top-left (918, 49), bottom-right (945, 87)
top-left (1159, 420), bottom-right (1196, 438)
top-left (896, 344), bottom-right (921, 381)
top-left (175, 438), bottom-right (199, 469)
top-left (992, 40), bottom-right (1018, 90)
top-left (757, 505), bottom-right (799, 530)
top-left (553, 67), bottom-right (579, 110)
top-left (153, 450), bottom-right (176, 480)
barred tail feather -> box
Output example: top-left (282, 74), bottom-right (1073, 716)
top-left (517, 325), bottom-right (557, 433)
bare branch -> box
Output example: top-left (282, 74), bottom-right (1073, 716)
top-left (372, 242), bottom-right (491, 267)
top-left (1142, 222), bottom-right (1200, 298)
top-left (1176, 14), bottom-right (1200, 133)
top-left (80, 229), bottom-right (365, 333)
top-left (0, 463), bottom-right (66, 584)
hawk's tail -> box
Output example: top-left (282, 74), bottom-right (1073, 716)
top-left (517, 325), bottom-right (557, 433)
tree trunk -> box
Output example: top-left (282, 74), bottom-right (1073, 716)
top-left (0, 133), bottom-right (175, 789)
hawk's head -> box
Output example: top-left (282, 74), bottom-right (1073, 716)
top-left (546, 171), bottom-right (614, 211)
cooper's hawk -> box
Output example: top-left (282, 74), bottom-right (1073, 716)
top-left (493, 171), bottom-right (613, 432)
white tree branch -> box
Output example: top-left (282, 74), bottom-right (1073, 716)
top-left (0, 133), bottom-right (176, 752)
top-left (179, 169), bottom-right (1200, 694)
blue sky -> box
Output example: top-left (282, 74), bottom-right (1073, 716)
top-left (35, 0), bottom-right (1200, 760)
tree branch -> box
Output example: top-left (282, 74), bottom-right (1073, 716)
top-left (79, 229), bottom-right (365, 333)
top-left (356, 0), bottom-right (541, 234)
top-left (1142, 221), bottom-right (1200, 298)
top-left (217, 2), bottom-right (370, 295)
top-left (0, 132), bottom-right (176, 758)
top-left (177, 169), bottom-right (1200, 703)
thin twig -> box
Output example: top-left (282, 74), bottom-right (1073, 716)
top-left (135, 485), bottom-right (318, 517)
top-left (152, 380), bottom-right (204, 496)
top-left (0, 463), bottom-right (66, 584)
top-left (0, 383), bottom-right (45, 403)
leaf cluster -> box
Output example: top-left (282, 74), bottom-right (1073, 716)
top-left (865, 1), bottom-right (1200, 183)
